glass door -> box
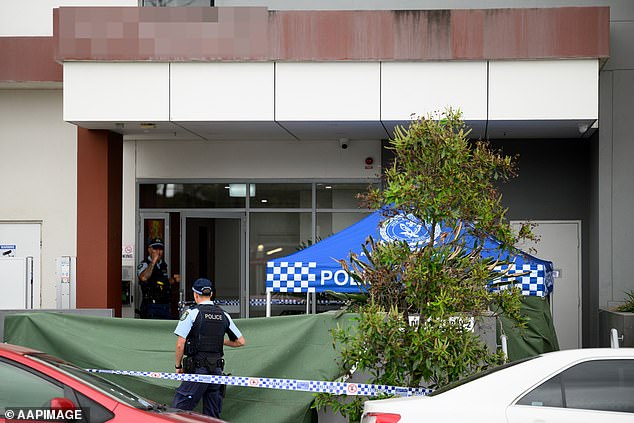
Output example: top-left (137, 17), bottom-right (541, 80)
top-left (181, 212), bottom-right (246, 317)
top-left (137, 213), bottom-right (177, 318)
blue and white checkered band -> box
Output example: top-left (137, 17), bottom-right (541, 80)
top-left (266, 261), bottom-right (317, 293)
top-left (86, 369), bottom-right (432, 398)
top-left (491, 263), bottom-right (549, 297)
top-left (215, 298), bottom-right (310, 307)
top-left (379, 214), bottom-right (438, 248)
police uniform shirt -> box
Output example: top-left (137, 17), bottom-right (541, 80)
top-left (174, 300), bottom-right (242, 342)
top-left (137, 257), bottom-right (171, 301)
top-left (137, 256), bottom-right (169, 282)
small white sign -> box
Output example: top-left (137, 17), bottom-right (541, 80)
top-left (1, 244), bottom-right (17, 257)
top-left (60, 256), bottom-right (71, 283)
top-left (122, 244), bottom-right (134, 260)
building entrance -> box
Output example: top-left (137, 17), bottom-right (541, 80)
top-left (181, 213), bottom-right (246, 317)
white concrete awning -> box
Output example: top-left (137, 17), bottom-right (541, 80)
top-left (64, 59), bottom-right (598, 140)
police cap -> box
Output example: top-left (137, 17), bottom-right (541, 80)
top-left (192, 278), bottom-right (215, 296)
top-left (148, 237), bottom-right (164, 249)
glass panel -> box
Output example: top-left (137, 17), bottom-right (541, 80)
top-left (143, 218), bottom-right (165, 249)
top-left (28, 354), bottom-right (156, 410)
top-left (316, 212), bottom-right (371, 242)
top-left (249, 212), bottom-right (311, 317)
top-left (0, 360), bottom-right (64, 410)
top-left (74, 390), bottom-right (115, 423)
top-left (561, 359), bottom-right (634, 413)
top-left (139, 184), bottom-right (245, 208)
top-left (183, 217), bottom-right (242, 317)
top-left (251, 183), bottom-right (312, 208)
top-left (517, 359), bottom-right (634, 413)
top-left (316, 182), bottom-right (377, 209)
top-left (517, 374), bottom-right (563, 408)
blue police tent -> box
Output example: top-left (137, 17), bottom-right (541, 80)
top-left (265, 211), bottom-right (553, 316)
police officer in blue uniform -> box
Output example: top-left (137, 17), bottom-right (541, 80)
top-left (172, 278), bottom-right (246, 418)
top-left (137, 237), bottom-right (176, 319)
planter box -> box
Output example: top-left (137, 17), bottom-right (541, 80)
top-left (598, 309), bottom-right (634, 347)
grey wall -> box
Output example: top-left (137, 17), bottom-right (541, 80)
top-left (494, 139), bottom-right (591, 222)
top-left (492, 138), bottom-right (594, 345)
top-left (597, 1), bottom-right (634, 317)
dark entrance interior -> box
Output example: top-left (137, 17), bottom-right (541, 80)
top-left (184, 217), bottom-right (241, 309)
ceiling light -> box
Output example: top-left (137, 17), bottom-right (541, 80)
top-left (140, 122), bottom-right (156, 129)
top-left (266, 247), bottom-right (283, 255)
top-left (229, 184), bottom-right (255, 197)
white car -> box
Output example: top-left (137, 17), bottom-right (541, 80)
top-left (361, 348), bottom-right (634, 423)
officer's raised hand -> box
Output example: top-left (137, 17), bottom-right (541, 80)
top-left (151, 247), bottom-right (161, 264)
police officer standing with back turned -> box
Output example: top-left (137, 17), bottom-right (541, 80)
top-left (172, 278), bottom-right (246, 418)
top-left (137, 237), bottom-right (177, 319)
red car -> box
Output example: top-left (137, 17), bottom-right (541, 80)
top-left (0, 343), bottom-right (227, 422)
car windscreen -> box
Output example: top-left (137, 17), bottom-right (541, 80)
top-left (27, 353), bottom-right (157, 410)
top-left (428, 356), bottom-right (537, 396)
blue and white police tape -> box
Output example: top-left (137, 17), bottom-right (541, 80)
top-left (86, 369), bottom-right (432, 397)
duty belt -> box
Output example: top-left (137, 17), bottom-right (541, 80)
top-left (143, 295), bottom-right (170, 304)
top-left (183, 355), bottom-right (225, 374)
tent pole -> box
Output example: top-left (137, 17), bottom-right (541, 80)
top-left (306, 291), bottom-right (310, 314)
top-left (266, 290), bottom-right (271, 317)
top-left (312, 292), bottom-right (317, 314)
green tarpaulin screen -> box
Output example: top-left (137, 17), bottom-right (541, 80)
top-left (498, 296), bottom-right (560, 360)
top-left (4, 299), bottom-right (558, 422)
top-left (4, 311), bottom-right (356, 423)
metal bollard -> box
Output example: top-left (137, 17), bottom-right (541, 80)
top-left (610, 328), bottom-right (623, 349)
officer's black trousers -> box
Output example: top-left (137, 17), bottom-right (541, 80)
top-left (172, 365), bottom-right (223, 418)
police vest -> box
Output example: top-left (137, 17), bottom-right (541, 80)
top-left (185, 304), bottom-right (227, 357)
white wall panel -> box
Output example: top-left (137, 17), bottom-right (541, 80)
top-left (381, 62), bottom-right (487, 121)
top-left (0, 90), bottom-right (77, 308)
top-left (171, 63), bottom-right (274, 121)
top-left (489, 59), bottom-right (599, 120)
top-left (122, 141), bottom-right (136, 268)
top-left (64, 62), bottom-right (169, 122)
top-left (0, 0), bottom-right (136, 36)
top-left (134, 138), bottom-right (381, 179)
top-left (275, 62), bottom-right (380, 121)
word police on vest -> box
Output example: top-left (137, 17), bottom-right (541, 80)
top-left (205, 313), bottom-right (223, 320)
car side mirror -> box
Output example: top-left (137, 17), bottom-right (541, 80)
top-left (50, 397), bottom-right (76, 411)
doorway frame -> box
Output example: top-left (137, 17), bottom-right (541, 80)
top-left (180, 211), bottom-right (247, 317)
top-left (512, 219), bottom-right (582, 349)
top-left (137, 212), bottom-right (171, 315)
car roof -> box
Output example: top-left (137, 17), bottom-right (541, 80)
top-left (0, 342), bottom-right (43, 355)
top-left (365, 348), bottom-right (634, 407)
top-left (536, 347), bottom-right (634, 361)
